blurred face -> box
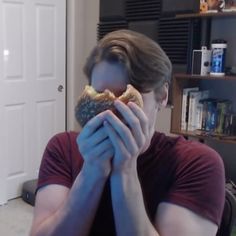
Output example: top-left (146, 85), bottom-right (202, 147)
top-left (91, 60), bottom-right (129, 97)
top-left (91, 61), bottom-right (160, 133)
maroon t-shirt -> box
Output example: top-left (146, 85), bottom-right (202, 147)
top-left (37, 131), bottom-right (225, 235)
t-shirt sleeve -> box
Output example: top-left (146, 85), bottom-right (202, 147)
top-left (164, 141), bottom-right (225, 226)
top-left (36, 132), bottom-right (73, 192)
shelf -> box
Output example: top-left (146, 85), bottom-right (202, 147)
top-left (175, 11), bottom-right (236, 19)
top-left (171, 130), bottom-right (236, 144)
top-left (170, 73), bottom-right (236, 144)
top-left (174, 73), bottom-right (236, 81)
top-left (170, 12), bottom-right (236, 146)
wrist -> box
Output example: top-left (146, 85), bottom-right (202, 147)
top-left (111, 164), bottom-right (138, 180)
top-left (111, 159), bottom-right (137, 176)
top-left (81, 162), bottom-right (110, 181)
top-left (110, 166), bottom-right (140, 205)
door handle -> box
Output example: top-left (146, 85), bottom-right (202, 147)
top-left (58, 85), bottom-right (64, 92)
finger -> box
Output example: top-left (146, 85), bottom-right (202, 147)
top-left (78, 123), bottom-right (109, 154)
top-left (103, 120), bottom-right (137, 157)
top-left (87, 126), bottom-right (108, 146)
top-left (77, 125), bottom-right (109, 154)
top-left (100, 148), bottom-right (114, 161)
top-left (104, 111), bottom-right (135, 149)
top-left (79, 112), bottom-right (107, 139)
top-left (114, 100), bottom-right (146, 148)
top-left (86, 137), bottom-right (114, 159)
top-left (127, 102), bottom-right (149, 135)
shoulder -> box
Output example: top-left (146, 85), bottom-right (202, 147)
top-left (173, 137), bottom-right (224, 172)
top-left (38, 131), bottom-right (80, 190)
top-left (41, 131), bottom-right (80, 170)
top-left (146, 131), bottom-right (181, 155)
top-left (147, 132), bottom-right (224, 171)
top-left (45, 131), bottom-right (78, 153)
top-left (47, 131), bottom-right (78, 146)
top-left (163, 136), bottom-right (225, 226)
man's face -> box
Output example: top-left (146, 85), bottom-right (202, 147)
top-left (90, 60), bottom-right (161, 152)
top-left (91, 60), bottom-right (129, 97)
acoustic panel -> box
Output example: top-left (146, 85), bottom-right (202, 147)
top-left (97, 21), bottom-right (128, 40)
top-left (100, 0), bottom-right (126, 21)
top-left (158, 17), bottom-right (201, 73)
top-left (126, 0), bottom-right (162, 21)
top-left (128, 20), bottom-right (159, 42)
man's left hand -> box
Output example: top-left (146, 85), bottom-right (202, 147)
top-left (103, 99), bottom-right (150, 174)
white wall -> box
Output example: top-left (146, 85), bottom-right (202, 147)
top-left (67, 0), bottom-right (99, 131)
top-left (155, 107), bottom-right (173, 135)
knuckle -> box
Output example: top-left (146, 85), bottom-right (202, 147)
top-left (103, 149), bottom-right (114, 159)
top-left (141, 134), bottom-right (146, 144)
top-left (85, 122), bottom-right (93, 130)
top-left (103, 138), bottom-right (112, 149)
top-left (89, 149), bottom-right (97, 159)
top-left (106, 110), bottom-right (113, 116)
top-left (143, 116), bottom-right (149, 124)
top-left (123, 150), bottom-right (135, 161)
top-left (126, 153), bottom-right (132, 160)
top-left (130, 118), bottom-right (140, 128)
top-left (104, 110), bottom-right (113, 118)
top-left (134, 146), bottom-right (139, 155)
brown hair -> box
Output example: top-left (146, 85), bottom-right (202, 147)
top-left (83, 29), bottom-right (172, 101)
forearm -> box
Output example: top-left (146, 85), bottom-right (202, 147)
top-left (32, 166), bottom-right (107, 236)
top-left (110, 169), bottom-right (160, 236)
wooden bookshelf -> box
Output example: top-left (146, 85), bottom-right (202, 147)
top-left (175, 11), bottom-right (236, 19)
top-left (172, 130), bottom-right (236, 145)
top-left (174, 73), bottom-right (236, 81)
top-left (170, 74), bottom-right (236, 144)
top-left (170, 9), bottom-right (236, 144)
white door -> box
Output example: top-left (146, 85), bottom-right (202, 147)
top-left (0, 0), bottom-right (66, 204)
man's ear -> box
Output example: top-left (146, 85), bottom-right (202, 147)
top-left (159, 82), bottom-right (169, 108)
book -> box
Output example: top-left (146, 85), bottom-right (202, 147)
top-left (196, 90), bottom-right (210, 130)
top-left (188, 91), bottom-right (199, 131)
top-left (203, 98), bottom-right (218, 132)
top-left (200, 99), bottom-right (208, 130)
top-left (216, 100), bottom-right (232, 134)
top-left (181, 87), bottom-right (199, 131)
top-left (187, 90), bottom-right (210, 131)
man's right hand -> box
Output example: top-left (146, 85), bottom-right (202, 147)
top-left (77, 111), bottom-right (114, 178)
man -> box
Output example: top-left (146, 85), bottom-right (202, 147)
top-left (30, 30), bottom-right (225, 236)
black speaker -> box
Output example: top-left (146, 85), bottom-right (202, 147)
top-left (22, 179), bottom-right (38, 206)
top-left (128, 20), bottom-right (159, 42)
top-left (162, 0), bottom-right (199, 15)
top-left (100, 0), bottom-right (126, 21)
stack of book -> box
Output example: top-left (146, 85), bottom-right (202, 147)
top-left (181, 87), bottom-right (233, 135)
